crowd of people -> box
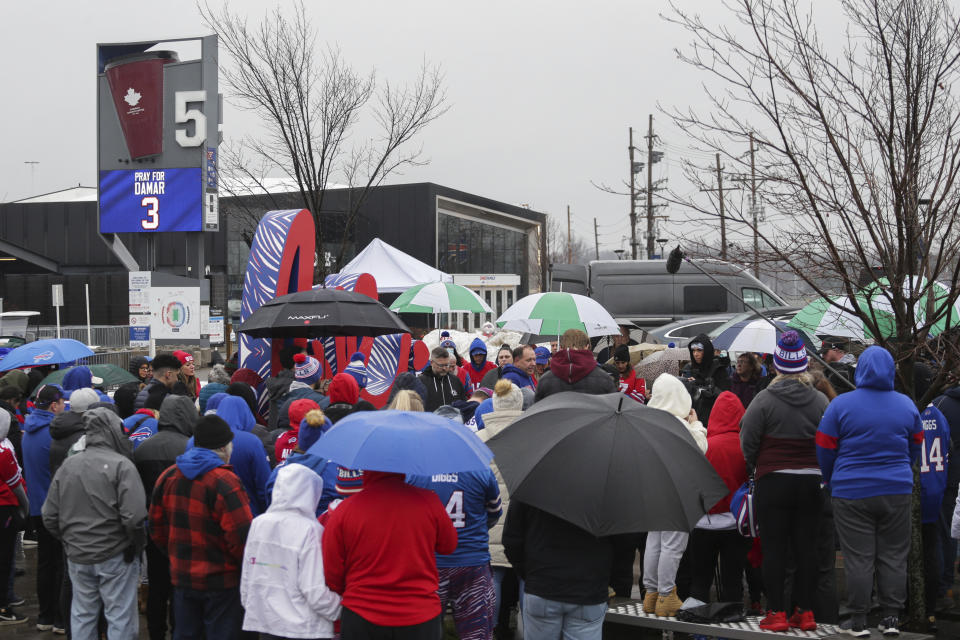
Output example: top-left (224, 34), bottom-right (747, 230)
top-left (0, 326), bottom-right (958, 640)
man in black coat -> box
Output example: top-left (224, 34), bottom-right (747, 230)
top-left (420, 346), bottom-right (466, 412)
top-left (933, 374), bottom-right (960, 607)
top-left (133, 395), bottom-right (197, 640)
top-left (534, 329), bottom-right (616, 402)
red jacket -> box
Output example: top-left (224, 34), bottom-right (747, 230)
top-left (322, 471), bottom-right (457, 626)
top-left (705, 391), bottom-right (748, 514)
top-left (618, 369), bottom-right (647, 403)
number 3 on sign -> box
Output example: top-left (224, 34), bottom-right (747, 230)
top-left (141, 197), bottom-right (159, 230)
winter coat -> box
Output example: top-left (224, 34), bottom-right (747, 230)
top-left (188, 396), bottom-right (271, 515)
top-left (42, 408), bottom-right (146, 564)
top-left (728, 373), bottom-right (760, 409)
top-left (479, 409), bottom-right (523, 566)
top-left (502, 500), bottom-right (612, 605)
top-left (534, 349), bottom-right (615, 402)
top-left (23, 407), bottom-right (56, 516)
top-left (266, 369), bottom-right (296, 430)
top-left (465, 338), bottom-right (498, 392)
top-left (277, 382), bottom-right (330, 431)
top-left (241, 464), bottom-right (341, 638)
top-left (480, 366), bottom-right (506, 391)
top-left (500, 364), bottom-right (536, 390)
top-left (134, 395), bottom-right (196, 506)
top-left (420, 367), bottom-right (466, 412)
top-left (124, 410), bottom-right (159, 449)
top-left (618, 368), bottom-right (647, 403)
top-left (647, 373), bottom-right (708, 453)
top-left (134, 379), bottom-right (167, 412)
top-left (816, 346), bottom-right (922, 499)
top-left (199, 382), bottom-right (228, 414)
top-left (740, 375), bottom-right (828, 479)
top-left (681, 333), bottom-right (731, 424)
top-left (702, 391), bottom-right (747, 516)
top-left (933, 385), bottom-right (960, 489)
top-left (49, 410), bottom-right (86, 479)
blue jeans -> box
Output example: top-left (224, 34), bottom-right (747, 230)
top-left (66, 553), bottom-right (140, 640)
top-left (522, 592), bottom-right (606, 640)
top-left (172, 586), bottom-right (243, 640)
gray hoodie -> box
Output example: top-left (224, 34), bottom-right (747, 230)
top-left (42, 407), bottom-right (147, 564)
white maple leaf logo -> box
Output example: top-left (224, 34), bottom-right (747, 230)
top-left (124, 88), bottom-right (142, 107)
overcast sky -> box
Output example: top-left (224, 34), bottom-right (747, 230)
top-left (1, 1), bottom-right (797, 256)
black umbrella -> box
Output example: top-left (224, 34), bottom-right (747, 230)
top-left (485, 391), bottom-right (728, 536)
top-left (238, 288), bottom-right (410, 339)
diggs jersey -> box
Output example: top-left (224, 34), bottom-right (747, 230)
top-left (408, 469), bottom-right (501, 567)
top-left (920, 404), bottom-right (951, 523)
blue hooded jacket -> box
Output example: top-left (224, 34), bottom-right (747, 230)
top-left (62, 366), bottom-right (111, 403)
top-left (176, 447), bottom-right (227, 480)
top-left (817, 346), bottom-right (923, 499)
top-left (500, 364), bottom-right (534, 389)
top-left (23, 407), bottom-right (56, 516)
top-left (187, 395), bottom-right (270, 515)
top-left (204, 392), bottom-right (228, 414)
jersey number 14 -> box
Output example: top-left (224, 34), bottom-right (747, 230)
top-left (921, 436), bottom-right (945, 473)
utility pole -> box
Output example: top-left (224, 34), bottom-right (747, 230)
top-left (716, 153), bottom-right (727, 260)
top-left (567, 205), bottom-right (572, 263)
top-left (24, 161), bottom-right (39, 196)
top-left (594, 218), bottom-right (600, 260)
top-left (629, 128), bottom-right (637, 259)
top-left (749, 133), bottom-right (759, 277)
top-left (646, 115), bottom-right (655, 260)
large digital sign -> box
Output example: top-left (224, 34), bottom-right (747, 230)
top-left (99, 168), bottom-right (203, 232)
top-left (97, 36), bottom-right (219, 234)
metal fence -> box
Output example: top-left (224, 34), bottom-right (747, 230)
top-left (37, 325), bottom-right (131, 348)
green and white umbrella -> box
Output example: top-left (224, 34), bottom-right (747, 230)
top-left (788, 278), bottom-right (960, 340)
top-left (496, 292), bottom-right (620, 337)
top-left (390, 282), bottom-right (493, 314)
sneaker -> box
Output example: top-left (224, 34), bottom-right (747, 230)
top-left (878, 616), bottom-right (900, 636)
top-left (839, 618), bottom-right (870, 638)
top-left (654, 587), bottom-right (683, 617)
top-left (641, 589), bottom-right (658, 614)
top-left (7, 596), bottom-right (24, 607)
top-left (758, 610), bottom-right (789, 632)
top-left (0, 607), bottom-right (28, 625)
top-left (52, 626), bottom-right (66, 635)
top-left (788, 608), bottom-right (817, 631)
top-left (37, 622), bottom-right (54, 631)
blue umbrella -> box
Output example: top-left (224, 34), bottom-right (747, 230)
top-left (0, 338), bottom-right (95, 372)
top-left (306, 410), bottom-right (494, 475)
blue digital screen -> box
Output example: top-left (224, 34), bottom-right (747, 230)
top-left (99, 168), bottom-right (203, 233)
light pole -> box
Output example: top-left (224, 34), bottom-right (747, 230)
top-left (24, 161), bottom-right (39, 196)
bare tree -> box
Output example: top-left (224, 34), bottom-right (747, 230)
top-left (201, 1), bottom-right (448, 279)
top-left (544, 214), bottom-right (591, 266)
top-left (665, 0), bottom-right (960, 405)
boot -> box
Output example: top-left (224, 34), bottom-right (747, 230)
top-left (642, 590), bottom-right (658, 614)
top-left (655, 587), bottom-right (683, 617)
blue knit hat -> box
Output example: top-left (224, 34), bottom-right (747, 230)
top-left (343, 352), bottom-right (368, 389)
top-left (774, 330), bottom-right (808, 374)
top-left (293, 353), bottom-right (322, 386)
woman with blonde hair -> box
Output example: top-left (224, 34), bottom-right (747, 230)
top-left (386, 390), bottom-right (424, 412)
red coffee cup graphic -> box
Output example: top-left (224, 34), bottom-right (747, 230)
top-left (105, 51), bottom-right (178, 160)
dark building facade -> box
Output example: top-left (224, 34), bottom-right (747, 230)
top-left (0, 183), bottom-right (546, 327)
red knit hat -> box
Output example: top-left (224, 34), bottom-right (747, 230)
top-left (328, 373), bottom-right (359, 405)
top-left (288, 398), bottom-right (320, 428)
top-left (230, 367), bottom-right (263, 388)
top-left (173, 350), bottom-right (194, 365)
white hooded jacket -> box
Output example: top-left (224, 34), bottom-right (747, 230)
top-left (241, 463), bottom-right (341, 638)
top-left (647, 373), bottom-right (708, 453)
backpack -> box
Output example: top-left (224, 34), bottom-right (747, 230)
top-left (730, 477), bottom-right (759, 538)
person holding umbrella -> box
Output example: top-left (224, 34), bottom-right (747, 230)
top-left (641, 373), bottom-right (707, 618)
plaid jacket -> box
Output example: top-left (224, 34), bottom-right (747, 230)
top-left (149, 463), bottom-right (253, 590)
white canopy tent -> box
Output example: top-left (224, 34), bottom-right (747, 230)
top-left (340, 238), bottom-right (452, 293)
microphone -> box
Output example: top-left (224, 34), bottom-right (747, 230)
top-left (666, 246), bottom-right (684, 274)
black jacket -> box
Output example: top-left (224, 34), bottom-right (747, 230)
top-left (681, 333), bottom-right (730, 424)
top-left (49, 411), bottom-right (86, 479)
top-left (502, 500), bottom-right (612, 605)
top-left (534, 349), bottom-right (616, 402)
top-left (933, 386), bottom-right (960, 488)
top-left (266, 369), bottom-right (296, 430)
top-left (420, 368), bottom-right (466, 412)
top-left (133, 395), bottom-right (196, 504)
